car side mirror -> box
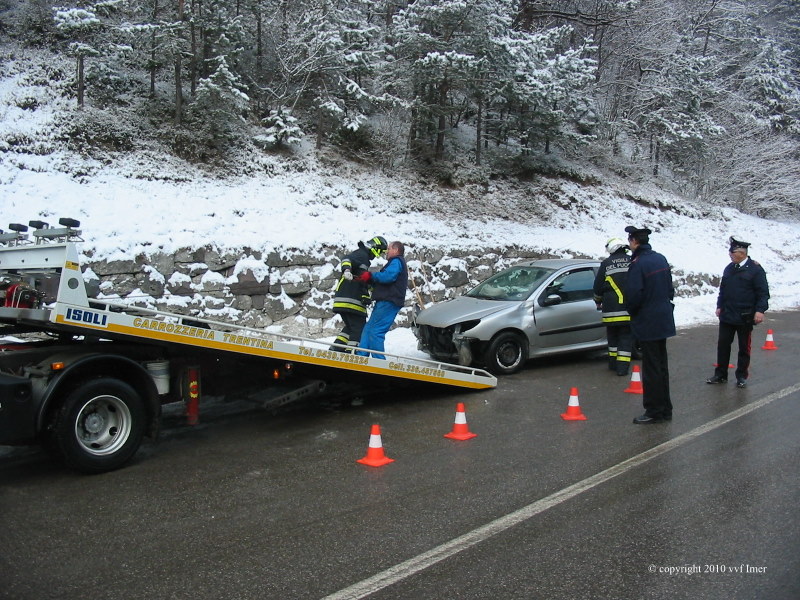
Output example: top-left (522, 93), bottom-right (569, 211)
top-left (539, 294), bottom-right (562, 307)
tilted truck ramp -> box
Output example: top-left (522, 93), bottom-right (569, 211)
top-left (50, 300), bottom-right (497, 390)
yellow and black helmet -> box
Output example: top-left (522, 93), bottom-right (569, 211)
top-left (365, 235), bottom-right (388, 258)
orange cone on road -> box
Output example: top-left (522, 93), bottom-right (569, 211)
top-left (444, 402), bottom-right (478, 440)
top-left (356, 424), bottom-right (395, 467)
top-left (624, 365), bottom-right (644, 394)
top-left (761, 329), bottom-right (778, 350)
top-left (560, 387), bottom-right (587, 421)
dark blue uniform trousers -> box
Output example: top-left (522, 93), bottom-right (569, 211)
top-left (640, 339), bottom-right (672, 419)
top-left (714, 322), bottom-right (753, 381)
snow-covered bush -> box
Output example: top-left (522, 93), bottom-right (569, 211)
top-left (57, 107), bottom-right (138, 153)
top-left (258, 108), bottom-right (303, 149)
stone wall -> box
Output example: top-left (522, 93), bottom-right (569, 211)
top-left (83, 245), bottom-right (711, 339)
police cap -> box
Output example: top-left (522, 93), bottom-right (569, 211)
top-left (624, 226), bottom-right (652, 241)
top-left (728, 236), bottom-right (751, 253)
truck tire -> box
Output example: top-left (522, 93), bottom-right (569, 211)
top-left (484, 332), bottom-right (528, 375)
top-left (50, 378), bottom-right (146, 473)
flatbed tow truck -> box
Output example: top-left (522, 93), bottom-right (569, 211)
top-left (0, 219), bottom-right (496, 473)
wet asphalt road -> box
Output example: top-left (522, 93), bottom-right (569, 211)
top-left (1, 312), bottom-right (799, 600)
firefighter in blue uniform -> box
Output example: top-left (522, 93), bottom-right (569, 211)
top-left (330, 236), bottom-right (388, 352)
top-left (593, 237), bottom-right (632, 376)
top-left (706, 236), bottom-right (770, 388)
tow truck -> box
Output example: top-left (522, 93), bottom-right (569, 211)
top-left (0, 219), bottom-right (496, 473)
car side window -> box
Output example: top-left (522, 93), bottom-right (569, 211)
top-left (546, 268), bottom-right (596, 303)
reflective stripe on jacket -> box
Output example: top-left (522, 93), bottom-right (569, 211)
top-left (593, 250), bottom-right (631, 325)
top-left (333, 246), bottom-right (372, 315)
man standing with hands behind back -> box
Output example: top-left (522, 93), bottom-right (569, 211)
top-left (706, 236), bottom-right (770, 388)
top-left (624, 226), bottom-right (676, 424)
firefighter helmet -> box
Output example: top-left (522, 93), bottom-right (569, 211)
top-left (605, 237), bottom-right (627, 254)
top-left (365, 235), bottom-right (388, 258)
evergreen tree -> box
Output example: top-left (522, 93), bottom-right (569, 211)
top-left (260, 107), bottom-right (304, 147)
top-left (53, 3), bottom-right (108, 107)
top-left (190, 55), bottom-right (250, 146)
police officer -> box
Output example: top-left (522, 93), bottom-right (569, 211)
top-left (330, 236), bottom-right (387, 352)
top-left (624, 226), bottom-right (675, 424)
top-left (706, 236), bottom-right (770, 388)
top-left (593, 237), bottom-right (632, 376)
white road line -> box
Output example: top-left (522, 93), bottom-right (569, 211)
top-left (323, 383), bottom-right (800, 600)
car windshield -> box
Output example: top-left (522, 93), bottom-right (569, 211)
top-left (466, 266), bottom-right (555, 301)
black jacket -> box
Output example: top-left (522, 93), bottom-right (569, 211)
top-left (332, 244), bottom-right (372, 315)
top-left (717, 258), bottom-right (769, 325)
top-left (593, 249), bottom-right (631, 325)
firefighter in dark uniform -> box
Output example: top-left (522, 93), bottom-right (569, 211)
top-left (593, 237), bottom-right (632, 376)
top-left (330, 236), bottom-right (388, 352)
top-left (706, 236), bottom-right (770, 388)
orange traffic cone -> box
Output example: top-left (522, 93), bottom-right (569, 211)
top-left (761, 329), bottom-right (778, 350)
top-left (356, 424), bottom-right (395, 467)
top-left (444, 402), bottom-right (478, 440)
top-left (624, 365), bottom-right (644, 394)
top-left (560, 387), bottom-right (587, 421)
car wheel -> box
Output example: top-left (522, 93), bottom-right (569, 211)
top-left (484, 332), bottom-right (528, 375)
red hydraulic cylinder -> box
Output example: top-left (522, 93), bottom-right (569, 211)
top-left (184, 366), bottom-right (201, 426)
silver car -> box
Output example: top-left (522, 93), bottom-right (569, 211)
top-left (412, 259), bottom-right (607, 374)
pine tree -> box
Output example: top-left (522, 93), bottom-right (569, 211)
top-left (190, 55), bottom-right (250, 146)
top-left (260, 107), bottom-right (304, 147)
top-left (54, 5), bottom-right (103, 107)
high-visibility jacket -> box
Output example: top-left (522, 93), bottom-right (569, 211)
top-left (593, 249), bottom-right (631, 325)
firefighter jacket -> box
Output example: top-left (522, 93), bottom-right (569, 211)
top-left (592, 249), bottom-right (631, 325)
top-left (332, 244), bottom-right (373, 315)
top-left (625, 243), bottom-right (676, 341)
top-left (717, 257), bottom-right (769, 326)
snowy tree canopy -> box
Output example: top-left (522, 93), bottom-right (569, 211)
top-left (0, 0), bottom-right (796, 216)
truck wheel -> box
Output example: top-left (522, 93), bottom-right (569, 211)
top-left (484, 332), bottom-right (528, 375)
top-left (51, 378), bottom-right (145, 473)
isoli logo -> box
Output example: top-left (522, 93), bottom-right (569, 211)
top-left (64, 307), bottom-right (109, 328)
